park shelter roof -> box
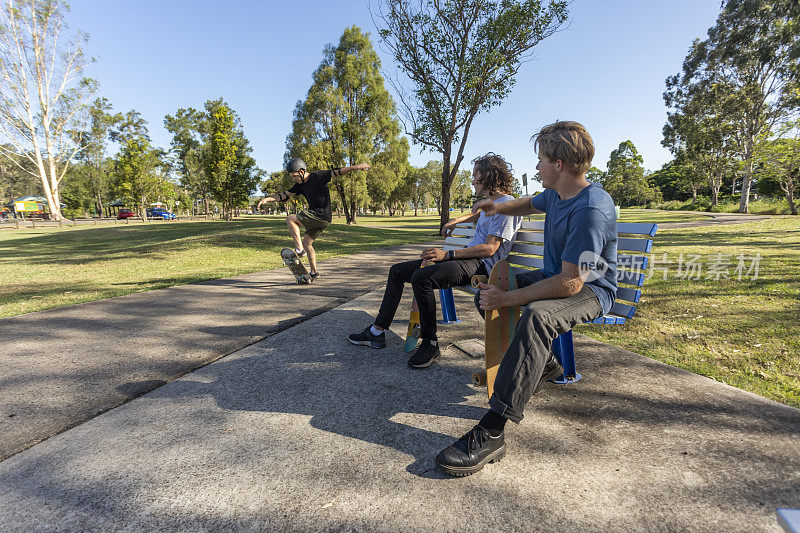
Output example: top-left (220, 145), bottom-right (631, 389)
top-left (13, 195), bottom-right (47, 202)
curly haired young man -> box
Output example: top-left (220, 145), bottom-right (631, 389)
top-left (348, 153), bottom-right (523, 368)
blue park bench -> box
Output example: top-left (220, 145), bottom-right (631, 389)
top-left (434, 219), bottom-right (659, 383)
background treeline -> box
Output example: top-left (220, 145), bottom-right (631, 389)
top-left (2, 0), bottom-right (797, 222)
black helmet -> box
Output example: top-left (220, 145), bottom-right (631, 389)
top-left (287, 158), bottom-right (307, 173)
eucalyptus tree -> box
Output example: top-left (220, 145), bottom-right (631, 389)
top-left (73, 97), bottom-right (124, 217)
top-left (663, 78), bottom-right (736, 206)
top-left (0, 0), bottom-right (95, 220)
top-left (666, 0), bottom-right (800, 213)
top-left (113, 137), bottom-right (170, 221)
top-left (0, 144), bottom-right (40, 201)
top-left (368, 136), bottom-right (410, 214)
top-left (754, 124), bottom-right (800, 215)
top-left (603, 141), bottom-right (660, 206)
top-left (203, 99), bottom-right (259, 221)
top-left (164, 107), bottom-right (209, 215)
top-left (287, 25), bottom-right (405, 224)
top-left (374, 0), bottom-right (568, 228)
top-left (404, 165), bottom-right (428, 215)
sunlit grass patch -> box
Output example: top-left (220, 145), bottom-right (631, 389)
top-left (583, 217), bottom-right (800, 408)
top-left (0, 218), bottom-right (437, 318)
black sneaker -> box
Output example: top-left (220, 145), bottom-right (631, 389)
top-left (309, 271), bottom-right (319, 281)
top-left (294, 248), bottom-right (306, 258)
top-left (435, 425), bottom-right (506, 477)
top-left (348, 327), bottom-right (386, 349)
top-left (535, 353), bottom-right (564, 393)
top-left (407, 340), bottom-right (440, 368)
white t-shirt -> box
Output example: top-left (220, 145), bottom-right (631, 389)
top-left (468, 194), bottom-right (523, 272)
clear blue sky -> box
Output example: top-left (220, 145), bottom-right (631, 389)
top-left (68, 0), bottom-right (721, 193)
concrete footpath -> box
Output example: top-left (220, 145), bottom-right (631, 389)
top-left (1, 240), bottom-right (799, 531)
top-left (0, 242), bottom-right (438, 461)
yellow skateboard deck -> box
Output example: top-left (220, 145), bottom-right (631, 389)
top-left (404, 260), bottom-right (433, 352)
top-left (471, 260), bottom-right (519, 399)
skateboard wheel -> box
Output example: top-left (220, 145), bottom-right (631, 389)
top-left (471, 370), bottom-right (487, 387)
top-left (471, 275), bottom-right (488, 289)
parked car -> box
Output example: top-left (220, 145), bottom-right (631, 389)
top-left (146, 208), bottom-right (176, 220)
top-left (117, 209), bottom-right (136, 219)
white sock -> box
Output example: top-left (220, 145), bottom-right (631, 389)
top-left (295, 248), bottom-right (303, 254)
top-left (370, 325), bottom-right (383, 336)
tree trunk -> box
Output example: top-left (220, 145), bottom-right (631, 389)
top-left (335, 182), bottom-right (354, 224)
top-left (785, 188), bottom-right (798, 215)
top-left (349, 199), bottom-right (357, 224)
top-left (739, 154), bottom-right (754, 213)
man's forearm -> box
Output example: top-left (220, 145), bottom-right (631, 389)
top-left (452, 243), bottom-right (497, 259)
top-left (338, 164), bottom-right (365, 176)
top-left (449, 211), bottom-right (480, 225)
top-left (507, 273), bottom-right (584, 307)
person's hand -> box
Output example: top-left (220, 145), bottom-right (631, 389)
top-left (478, 283), bottom-right (510, 310)
top-left (420, 247), bottom-right (446, 262)
top-left (472, 199), bottom-right (496, 216)
top-left (357, 162), bottom-right (371, 171)
top-left (440, 220), bottom-right (458, 237)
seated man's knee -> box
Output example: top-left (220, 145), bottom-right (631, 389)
top-left (388, 262), bottom-right (404, 280)
top-left (410, 267), bottom-right (433, 288)
top-left (520, 303), bottom-right (551, 328)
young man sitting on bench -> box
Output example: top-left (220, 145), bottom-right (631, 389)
top-left (435, 121), bottom-right (618, 477)
top-left (348, 153), bottom-right (523, 369)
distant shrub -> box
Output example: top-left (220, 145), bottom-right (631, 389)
top-left (647, 196), bottom-right (794, 215)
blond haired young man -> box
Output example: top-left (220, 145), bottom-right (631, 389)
top-left (435, 121), bottom-right (618, 477)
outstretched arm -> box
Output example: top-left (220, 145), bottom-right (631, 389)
top-left (333, 163), bottom-right (371, 176)
top-left (257, 191), bottom-right (296, 209)
top-left (440, 211), bottom-right (481, 236)
top-left (473, 196), bottom-right (542, 216)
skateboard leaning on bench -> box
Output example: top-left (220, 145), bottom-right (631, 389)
top-left (471, 259), bottom-right (520, 399)
top-left (404, 260), bottom-right (434, 352)
top-left (280, 248), bottom-right (312, 284)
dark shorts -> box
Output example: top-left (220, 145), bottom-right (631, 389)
top-left (296, 209), bottom-right (331, 240)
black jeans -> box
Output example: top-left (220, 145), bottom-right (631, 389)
top-left (374, 258), bottom-right (487, 341)
top-left (478, 269), bottom-right (604, 423)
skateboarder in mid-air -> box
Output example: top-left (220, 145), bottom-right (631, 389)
top-left (258, 158), bottom-right (370, 280)
top-left (348, 153), bottom-right (523, 368)
top-left (434, 121), bottom-right (618, 477)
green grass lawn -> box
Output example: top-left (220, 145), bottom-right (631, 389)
top-left (582, 217), bottom-right (800, 408)
top-left (0, 217), bottom-right (438, 318)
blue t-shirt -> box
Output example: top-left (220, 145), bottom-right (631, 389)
top-left (530, 183), bottom-right (618, 314)
top-left (468, 194), bottom-right (522, 273)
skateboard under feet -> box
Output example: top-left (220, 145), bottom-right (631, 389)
top-left (281, 248), bottom-right (312, 284)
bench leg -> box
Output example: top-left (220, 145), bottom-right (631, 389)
top-left (438, 288), bottom-right (462, 324)
top-left (551, 330), bottom-right (581, 384)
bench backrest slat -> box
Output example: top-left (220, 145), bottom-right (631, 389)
top-left (507, 254), bottom-right (544, 270)
top-left (610, 301), bottom-right (636, 319)
top-left (450, 227), bottom-right (476, 237)
top-left (444, 236), bottom-right (473, 247)
top-left (446, 218), bottom-right (657, 319)
top-left (618, 237), bottom-right (653, 254)
top-left (616, 286), bottom-right (641, 303)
